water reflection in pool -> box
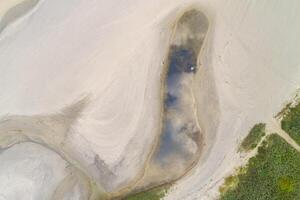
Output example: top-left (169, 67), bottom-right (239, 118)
top-left (157, 45), bottom-right (199, 166)
top-left (135, 9), bottom-right (209, 190)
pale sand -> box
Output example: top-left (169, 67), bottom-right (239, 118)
top-left (0, 142), bottom-right (76, 199)
top-left (165, 1), bottom-right (300, 199)
top-left (0, 0), bottom-right (39, 34)
top-left (0, 0), bottom-right (25, 17)
top-left (0, 0), bottom-right (300, 199)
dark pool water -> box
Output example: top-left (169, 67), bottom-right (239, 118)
top-left (157, 46), bottom-right (199, 166)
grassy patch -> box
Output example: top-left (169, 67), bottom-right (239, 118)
top-left (240, 123), bottom-right (266, 151)
top-left (281, 102), bottom-right (300, 145)
top-left (219, 175), bottom-right (239, 194)
top-left (221, 134), bottom-right (300, 200)
top-left (276, 102), bottom-right (292, 119)
top-left (123, 186), bottom-right (169, 200)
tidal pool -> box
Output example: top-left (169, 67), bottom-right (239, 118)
top-left (133, 9), bottom-right (209, 191)
top-left (156, 45), bottom-right (199, 162)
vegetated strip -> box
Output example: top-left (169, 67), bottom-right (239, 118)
top-left (281, 101), bottom-right (300, 145)
top-left (220, 134), bottom-right (300, 200)
top-left (240, 123), bottom-right (266, 151)
top-left (123, 184), bottom-right (170, 200)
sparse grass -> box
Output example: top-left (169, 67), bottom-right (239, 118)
top-left (220, 134), bottom-right (300, 200)
top-left (281, 102), bottom-right (300, 145)
top-left (240, 123), bottom-right (266, 151)
top-left (219, 175), bottom-right (239, 194)
top-left (276, 102), bottom-right (292, 119)
top-left (123, 186), bottom-right (169, 200)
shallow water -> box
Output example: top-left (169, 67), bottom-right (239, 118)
top-left (138, 9), bottom-right (209, 187)
top-left (132, 10), bottom-right (208, 189)
top-left (156, 45), bottom-right (199, 164)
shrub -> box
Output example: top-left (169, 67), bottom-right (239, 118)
top-left (221, 134), bottom-right (300, 200)
top-left (281, 102), bottom-right (300, 145)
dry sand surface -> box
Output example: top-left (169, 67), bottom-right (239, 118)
top-left (0, 0), bottom-right (25, 16)
top-left (0, 0), bottom-right (300, 199)
top-left (0, 0), bottom-right (39, 33)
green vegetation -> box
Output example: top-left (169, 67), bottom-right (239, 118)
top-left (240, 123), bottom-right (266, 151)
top-left (281, 102), bottom-right (300, 145)
top-left (123, 186), bottom-right (169, 200)
top-left (221, 134), bottom-right (300, 200)
top-left (219, 175), bottom-right (239, 194)
top-left (276, 102), bottom-right (292, 119)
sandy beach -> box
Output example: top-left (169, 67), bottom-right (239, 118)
top-left (0, 0), bottom-right (300, 199)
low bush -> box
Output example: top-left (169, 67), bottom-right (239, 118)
top-left (221, 134), bottom-right (300, 200)
top-left (281, 102), bottom-right (300, 145)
